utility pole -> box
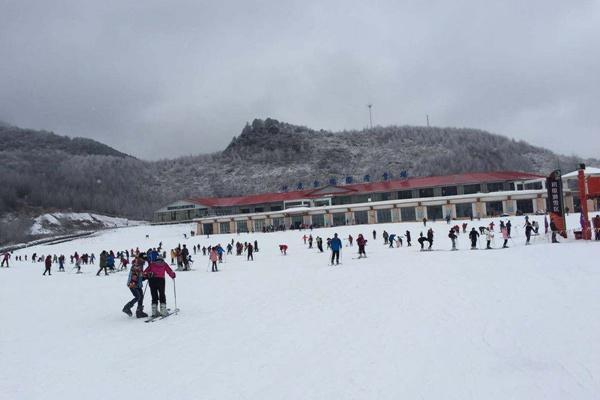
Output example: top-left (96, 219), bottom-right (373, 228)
top-left (426, 114), bottom-right (430, 127)
top-left (367, 104), bottom-right (373, 129)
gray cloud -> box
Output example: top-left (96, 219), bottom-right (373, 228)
top-left (1, 0), bottom-right (599, 159)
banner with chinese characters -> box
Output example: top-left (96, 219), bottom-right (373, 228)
top-left (546, 169), bottom-right (567, 237)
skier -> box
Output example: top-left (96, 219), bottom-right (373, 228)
top-left (330, 233), bottom-right (342, 265)
top-left (122, 254), bottom-right (148, 318)
top-left (372, 230), bottom-right (376, 240)
top-left (247, 243), bottom-right (254, 261)
top-left (417, 232), bottom-right (426, 250)
top-left (209, 248), bottom-right (219, 272)
top-left (96, 251), bottom-right (109, 276)
top-left (106, 252), bottom-right (115, 272)
top-left (356, 234), bottom-right (367, 258)
top-left (348, 235), bottom-right (353, 247)
top-left (279, 244), bottom-right (288, 255)
top-left (382, 230), bottom-right (389, 245)
top-left (423, 217), bottom-right (427, 226)
top-left (469, 227), bottom-right (480, 249)
top-left (43, 255), bottom-right (52, 276)
top-left (388, 233), bottom-right (396, 248)
top-left (316, 236), bottom-right (323, 252)
top-left (462, 222), bottom-right (468, 234)
top-left (226, 243), bottom-right (233, 255)
top-left (501, 226), bottom-right (509, 248)
top-left (308, 235), bottom-right (313, 249)
top-left (485, 228), bottom-right (494, 249)
top-left (506, 220), bottom-right (512, 238)
top-left (254, 240), bottom-right (259, 252)
top-left (405, 230), bottom-right (411, 246)
top-left (181, 245), bottom-right (190, 271)
top-left (58, 254), bottom-right (65, 272)
top-left (426, 228), bottom-right (434, 250)
top-left (525, 222), bottom-right (534, 245)
top-left (74, 256), bottom-right (82, 273)
top-left (448, 228), bottom-right (457, 250)
top-left (302, 234), bottom-right (308, 245)
top-left (1, 252), bottom-right (10, 267)
top-left (143, 255), bottom-right (176, 317)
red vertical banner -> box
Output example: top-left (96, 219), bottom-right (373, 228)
top-left (546, 170), bottom-right (567, 238)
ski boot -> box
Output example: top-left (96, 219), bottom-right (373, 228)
top-left (136, 307), bottom-right (148, 318)
top-left (151, 304), bottom-right (159, 318)
top-left (122, 305), bottom-right (133, 317)
top-left (160, 303), bottom-right (168, 317)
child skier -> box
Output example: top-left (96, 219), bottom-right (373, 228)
top-left (356, 234), bottom-right (367, 258)
top-left (123, 254), bottom-right (148, 318)
top-left (143, 255), bottom-right (176, 317)
top-left (209, 248), bottom-right (219, 272)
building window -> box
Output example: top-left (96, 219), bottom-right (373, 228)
top-left (400, 207), bottom-right (416, 221)
top-left (241, 208), bottom-right (250, 214)
top-left (272, 217), bottom-right (284, 228)
top-left (219, 222), bottom-right (230, 234)
top-left (332, 213), bottom-right (346, 226)
top-left (236, 220), bottom-right (248, 233)
top-left (270, 205), bottom-right (282, 211)
top-left (311, 214), bottom-right (325, 227)
top-left (291, 215), bottom-right (303, 229)
top-left (419, 188), bottom-right (434, 198)
top-left (486, 201), bottom-right (503, 216)
top-left (203, 223), bottom-right (214, 235)
top-left (455, 203), bottom-right (472, 218)
top-left (516, 199), bottom-right (534, 214)
top-left (487, 182), bottom-right (504, 192)
top-left (426, 205), bottom-right (443, 220)
top-left (376, 209), bottom-right (392, 223)
top-left (254, 207), bottom-right (264, 213)
top-left (397, 190), bottom-right (412, 199)
top-left (354, 210), bottom-right (368, 225)
top-left (524, 182), bottom-right (542, 190)
top-left (441, 186), bottom-right (457, 196)
top-left (254, 219), bottom-right (265, 232)
top-left (463, 184), bottom-right (480, 194)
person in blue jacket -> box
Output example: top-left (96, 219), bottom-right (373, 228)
top-left (106, 253), bottom-right (115, 272)
top-left (330, 233), bottom-right (342, 265)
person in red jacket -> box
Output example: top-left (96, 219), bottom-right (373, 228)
top-left (143, 255), bottom-right (176, 317)
top-left (356, 234), bottom-right (367, 258)
top-left (43, 255), bottom-right (52, 276)
top-left (279, 244), bottom-right (288, 255)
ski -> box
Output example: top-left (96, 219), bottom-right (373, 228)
top-left (145, 308), bottom-right (179, 322)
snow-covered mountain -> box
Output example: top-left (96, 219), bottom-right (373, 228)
top-left (1, 119), bottom-right (597, 245)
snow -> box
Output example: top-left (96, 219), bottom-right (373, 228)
top-left (1, 214), bottom-right (600, 399)
top-left (29, 212), bottom-right (141, 235)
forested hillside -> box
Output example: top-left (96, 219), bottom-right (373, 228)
top-left (0, 119), bottom-right (596, 244)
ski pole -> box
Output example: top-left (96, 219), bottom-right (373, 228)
top-left (143, 280), bottom-right (148, 297)
top-left (173, 279), bottom-right (178, 313)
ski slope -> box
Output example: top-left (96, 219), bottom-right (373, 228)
top-left (1, 215), bottom-right (599, 400)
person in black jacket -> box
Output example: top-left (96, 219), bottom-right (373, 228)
top-left (448, 228), bottom-right (458, 250)
top-left (525, 222), bottom-right (534, 245)
top-left (469, 228), bottom-right (480, 249)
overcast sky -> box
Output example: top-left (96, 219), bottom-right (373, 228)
top-left (1, 0), bottom-right (599, 160)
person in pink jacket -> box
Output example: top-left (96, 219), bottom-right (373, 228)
top-left (209, 248), bottom-right (219, 272)
top-left (144, 255), bottom-right (176, 317)
top-left (501, 226), bottom-right (509, 248)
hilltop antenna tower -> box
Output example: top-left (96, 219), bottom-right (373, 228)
top-left (367, 104), bottom-right (373, 129)
top-left (426, 114), bottom-right (430, 127)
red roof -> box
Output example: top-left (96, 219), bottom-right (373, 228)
top-left (187, 171), bottom-right (544, 208)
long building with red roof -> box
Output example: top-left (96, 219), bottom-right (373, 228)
top-left (154, 171), bottom-right (550, 232)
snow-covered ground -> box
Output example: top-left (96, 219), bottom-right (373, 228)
top-left (30, 212), bottom-right (140, 235)
top-left (1, 214), bottom-right (599, 400)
